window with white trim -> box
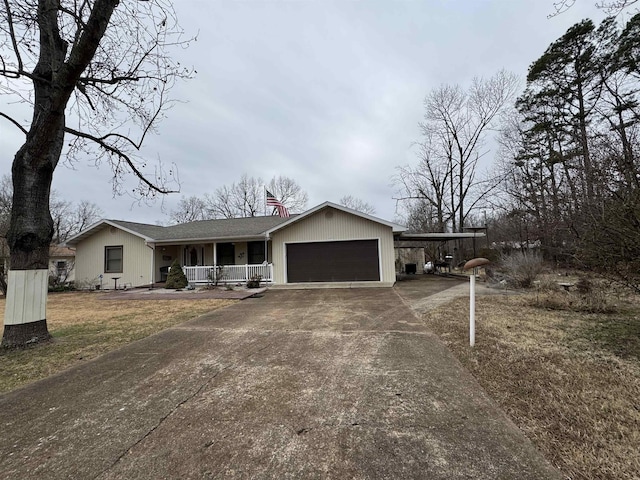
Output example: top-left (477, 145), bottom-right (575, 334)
top-left (105, 246), bottom-right (123, 273)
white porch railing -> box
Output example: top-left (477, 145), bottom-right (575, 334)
top-left (182, 264), bottom-right (273, 284)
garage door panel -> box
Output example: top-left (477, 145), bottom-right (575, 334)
top-left (286, 240), bottom-right (380, 282)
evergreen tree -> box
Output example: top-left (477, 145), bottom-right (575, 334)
top-left (165, 260), bottom-right (188, 290)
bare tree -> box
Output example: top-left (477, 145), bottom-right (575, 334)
top-left (338, 195), bottom-right (376, 215)
top-left (169, 195), bottom-right (208, 224)
top-left (206, 174), bottom-right (263, 219)
top-left (268, 175), bottom-right (308, 213)
top-left (550, 0), bottom-right (638, 16)
top-left (1, 174), bottom-right (103, 243)
top-left (71, 200), bottom-right (104, 236)
top-left (396, 70), bottom-right (518, 233)
top-left (204, 174), bottom-right (308, 219)
top-left (51, 198), bottom-right (103, 242)
top-left (395, 131), bottom-right (451, 232)
top-left (50, 194), bottom-right (73, 244)
top-left (0, 175), bottom-right (11, 238)
top-left (0, 1), bottom-right (192, 347)
top-left (0, 175), bottom-right (9, 295)
top-left (0, 171), bottom-right (102, 294)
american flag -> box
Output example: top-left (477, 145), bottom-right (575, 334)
top-left (266, 190), bottom-right (290, 218)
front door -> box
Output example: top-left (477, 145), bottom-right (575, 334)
top-left (184, 245), bottom-right (205, 266)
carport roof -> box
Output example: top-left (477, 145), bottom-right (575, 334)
top-left (397, 232), bottom-right (486, 242)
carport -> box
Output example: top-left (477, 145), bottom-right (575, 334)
top-left (395, 232), bottom-right (487, 274)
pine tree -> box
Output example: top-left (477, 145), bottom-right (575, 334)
top-left (165, 260), bottom-right (188, 290)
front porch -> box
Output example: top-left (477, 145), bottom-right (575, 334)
top-left (155, 239), bottom-right (273, 285)
top-left (182, 263), bottom-right (273, 284)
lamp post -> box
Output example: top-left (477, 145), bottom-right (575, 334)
top-left (463, 257), bottom-right (490, 347)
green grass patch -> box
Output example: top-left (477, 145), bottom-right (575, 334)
top-left (579, 315), bottom-right (640, 360)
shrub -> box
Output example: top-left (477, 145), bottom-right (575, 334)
top-left (477, 247), bottom-right (500, 263)
top-left (246, 275), bottom-right (262, 289)
top-left (165, 260), bottom-right (188, 289)
top-left (207, 265), bottom-right (228, 288)
top-left (537, 277), bottom-right (560, 292)
top-left (575, 277), bottom-right (592, 294)
top-left (499, 251), bottom-right (544, 289)
top-left (529, 289), bottom-right (617, 314)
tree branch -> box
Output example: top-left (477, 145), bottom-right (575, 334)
top-left (64, 126), bottom-right (177, 195)
top-left (2, 0), bottom-right (23, 74)
top-left (63, 0), bottom-right (119, 84)
top-left (0, 111), bottom-right (27, 135)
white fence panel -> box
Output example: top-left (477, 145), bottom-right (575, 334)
top-left (182, 264), bottom-right (272, 284)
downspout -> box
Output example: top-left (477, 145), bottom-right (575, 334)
top-left (146, 242), bottom-right (155, 289)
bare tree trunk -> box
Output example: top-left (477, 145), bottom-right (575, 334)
top-left (2, 131), bottom-right (61, 347)
top-left (576, 81), bottom-right (595, 203)
top-left (2, 0), bottom-right (118, 347)
top-left (2, 84), bottom-right (66, 344)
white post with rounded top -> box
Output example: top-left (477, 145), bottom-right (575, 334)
top-left (469, 270), bottom-right (476, 347)
top-left (463, 258), bottom-right (490, 348)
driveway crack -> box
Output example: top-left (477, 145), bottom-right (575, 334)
top-left (93, 339), bottom-right (275, 479)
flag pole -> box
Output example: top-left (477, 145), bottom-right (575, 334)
top-left (264, 185), bottom-right (268, 267)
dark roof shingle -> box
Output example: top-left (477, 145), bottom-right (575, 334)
top-left (110, 215), bottom-right (293, 242)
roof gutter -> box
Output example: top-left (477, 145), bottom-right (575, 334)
top-left (152, 234), bottom-right (272, 245)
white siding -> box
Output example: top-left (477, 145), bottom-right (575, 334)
top-left (234, 242), bottom-right (247, 264)
top-left (48, 255), bottom-right (76, 283)
top-left (271, 207), bottom-right (396, 284)
top-left (154, 245), bottom-right (180, 282)
top-left (75, 226), bottom-right (152, 288)
top-left (4, 270), bottom-right (48, 325)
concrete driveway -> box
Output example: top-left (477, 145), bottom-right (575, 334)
top-left (0, 280), bottom-right (561, 479)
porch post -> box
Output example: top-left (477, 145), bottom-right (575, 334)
top-left (264, 235), bottom-right (268, 263)
top-left (213, 242), bottom-right (217, 266)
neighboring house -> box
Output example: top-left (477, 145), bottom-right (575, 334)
top-left (49, 245), bottom-right (76, 284)
top-left (0, 239), bottom-right (75, 285)
top-left (65, 202), bottom-right (406, 289)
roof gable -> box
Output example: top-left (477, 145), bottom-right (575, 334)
top-left (264, 202), bottom-right (406, 235)
top-left (64, 219), bottom-right (156, 246)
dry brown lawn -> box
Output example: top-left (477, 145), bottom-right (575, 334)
top-left (0, 292), bottom-right (235, 394)
top-left (427, 288), bottom-right (640, 480)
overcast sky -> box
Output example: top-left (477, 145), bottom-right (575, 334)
top-left (0, 0), bottom-right (612, 225)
